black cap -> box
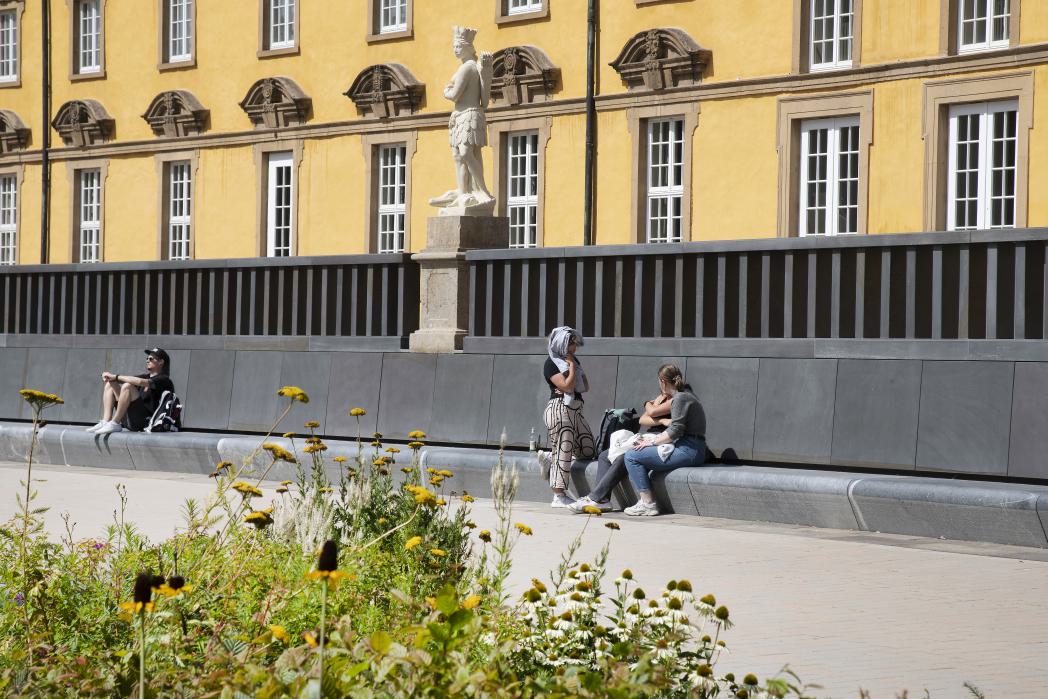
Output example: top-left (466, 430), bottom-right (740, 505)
top-left (144, 347), bottom-right (171, 373)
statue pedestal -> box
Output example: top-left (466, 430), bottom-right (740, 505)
top-left (409, 215), bottom-right (509, 353)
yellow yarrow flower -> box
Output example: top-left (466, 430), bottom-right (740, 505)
top-left (429, 548), bottom-right (446, 557)
top-left (244, 510), bottom-right (273, 528)
top-left (461, 595), bottom-right (482, 610)
top-left (514, 523), bottom-right (533, 536)
top-left (407, 441), bottom-right (425, 450)
top-left (478, 530), bottom-right (492, 543)
top-left (385, 446), bottom-right (400, 453)
top-left (403, 485), bottom-right (437, 506)
top-left (19, 389), bottom-right (64, 409)
top-left (333, 456), bottom-right (347, 463)
top-left (408, 430), bottom-right (426, 439)
top-left (437, 469), bottom-right (453, 478)
top-left (262, 443), bottom-right (297, 463)
top-left (461, 494), bottom-right (475, 503)
top-left (231, 482), bottom-right (263, 497)
top-left (303, 443), bottom-right (328, 454)
top-left (349, 407), bottom-right (366, 417)
top-left (282, 432), bottom-right (295, 439)
top-left (277, 386), bottom-right (309, 403)
top-left (304, 420), bottom-right (320, 429)
top-left (582, 505), bottom-right (603, 515)
top-left (405, 536), bottom-right (422, 550)
top-left (280, 480), bottom-right (293, 486)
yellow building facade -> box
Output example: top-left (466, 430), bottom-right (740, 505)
top-left (0, 0), bottom-right (1045, 264)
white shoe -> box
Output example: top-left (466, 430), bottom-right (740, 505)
top-left (569, 496), bottom-right (613, 514)
top-left (537, 450), bottom-right (552, 481)
top-left (624, 500), bottom-right (659, 517)
top-left (95, 421), bottom-right (123, 435)
top-left (85, 421), bottom-right (107, 433)
top-left (551, 493), bottom-right (576, 508)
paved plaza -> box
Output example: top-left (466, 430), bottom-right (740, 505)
top-left (1, 461), bottom-right (1046, 698)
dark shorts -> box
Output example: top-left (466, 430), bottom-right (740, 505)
top-left (124, 399), bottom-right (151, 432)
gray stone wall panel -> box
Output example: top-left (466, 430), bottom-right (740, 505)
top-left (754, 359), bottom-right (837, 461)
top-left (831, 359), bottom-right (922, 468)
top-left (279, 351), bottom-right (333, 433)
top-left (323, 353), bottom-right (383, 438)
top-left (614, 356), bottom-right (685, 410)
top-left (377, 353), bottom-right (436, 440)
top-left (227, 351), bottom-right (284, 432)
top-left (1007, 362), bottom-right (1048, 480)
top-left (686, 357), bottom-right (759, 458)
top-left (430, 354), bottom-right (495, 443)
top-left (486, 354), bottom-right (549, 446)
top-left (23, 348), bottom-right (66, 420)
top-left (915, 361), bottom-right (1014, 475)
top-left (59, 349), bottom-right (109, 423)
top-left (0, 349), bottom-right (28, 419)
top-left (183, 350), bottom-right (236, 430)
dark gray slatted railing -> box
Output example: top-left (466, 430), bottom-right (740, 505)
top-left (0, 254), bottom-right (420, 339)
top-left (466, 229), bottom-right (1048, 341)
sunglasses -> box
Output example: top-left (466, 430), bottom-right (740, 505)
top-left (146, 356), bottom-right (158, 362)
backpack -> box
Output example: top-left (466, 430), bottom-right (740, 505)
top-left (146, 390), bottom-right (183, 433)
top-left (597, 408), bottom-right (640, 452)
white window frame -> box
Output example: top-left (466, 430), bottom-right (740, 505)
top-left (167, 161), bottom-right (192, 261)
top-left (376, 143), bottom-right (407, 254)
top-left (946, 99), bottom-right (1018, 231)
top-left (508, 0), bottom-right (543, 15)
top-left (78, 169), bottom-right (102, 263)
top-left (799, 115), bottom-right (860, 236)
top-left (0, 9), bottom-right (17, 83)
top-left (266, 151), bottom-right (294, 257)
top-left (809, 0), bottom-right (853, 71)
top-left (0, 174), bottom-right (16, 264)
top-left (957, 0), bottom-right (1010, 54)
top-left (506, 131), bottom-right (539, 248)
top-left (268, 0), bottom-right (296, 49)
top-left (78, 0), bottom-right (102, 74)
top-left (379, 0), bottom-right (408, 34)
top-left (167, 0), bottom-right (193, 63)
top-left (645, 118), bottom-right (685, 244)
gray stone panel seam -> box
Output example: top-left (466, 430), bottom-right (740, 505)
top-left (1006, 360), bottom-right (1018, 479)
top-left (846, 477), bottom-right (869, 531)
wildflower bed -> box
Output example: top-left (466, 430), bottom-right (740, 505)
top-left (0, 389), bottom-right (816, 698)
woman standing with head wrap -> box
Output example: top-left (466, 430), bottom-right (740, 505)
top-left (538, 327), bottom-right (597, 507)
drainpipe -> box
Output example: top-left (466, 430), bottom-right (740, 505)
top-left (40, 0), bottom-right (51, 263)
top-left (582, 0), bottom-right (597, 246)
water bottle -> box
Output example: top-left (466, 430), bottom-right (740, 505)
top-left (528, 427), bottom-right (537, 453)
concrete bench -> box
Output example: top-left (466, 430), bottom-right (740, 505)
top-left (2, 421), bottom-right (1046, 548)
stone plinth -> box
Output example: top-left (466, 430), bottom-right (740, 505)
top-left (409, 215), bottom-right (509, 353)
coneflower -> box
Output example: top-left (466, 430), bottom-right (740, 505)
top-left (305, 540), bottom-right (347, 691)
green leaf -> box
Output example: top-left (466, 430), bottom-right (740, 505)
top-left (344, 660), bottom-right (370, 679)
top-left (447, 609), bottom-right (472, 634)
top-left (369, 630), bottom-right (392, 655)
top-left (435, 583), bottom-right (458, 616)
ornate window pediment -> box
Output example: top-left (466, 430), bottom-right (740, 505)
top-left (0, 110), bottom-right (30, 153)
top-left (51, 99), bottom-right (114, 147)
top-left (609, 28), bottom-right (710, 92)
top-left (490, 45), bottom-right (559, 106)
top-left (239, 77), bottom-right (312, 129)
top-left (345, 63), bottom-right (424, 119)
top-left (142, 90), bottom-right (209, 138)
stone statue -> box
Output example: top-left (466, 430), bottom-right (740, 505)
top-left (429, 26), bottom-right (496, 216)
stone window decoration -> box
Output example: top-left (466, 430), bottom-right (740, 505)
top-left (51, 99), bottom-right (114, 147)
top-left (142, 90), bottom-right (209, 137)
top-left (609, 28), bottom-right (710, 92)
top-left (489, 46), bottom-right (559, 106)
top-left (239, 76), bottom-right (311, 128)
top-left (0, 109), bottom-right (29, 152)
top-left (345, 63), bottom-right (424, 119)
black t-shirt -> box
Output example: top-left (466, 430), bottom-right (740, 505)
top-left (135, 372), bottom-right (175, 414)
top-left (543, 357), bottom-right (583, 401)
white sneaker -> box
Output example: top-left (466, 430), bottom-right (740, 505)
top-left (85, 421), bottom-right (107, 433)
top-left (624, 501), bottom-right (659, 517)
top-left (551, 493), bottom-right (576, 508)
top-left (95, 421), bottom-right (123, 435)
top-left (569, 496), bottom-right (614, 514)
top-left (537, 450), bottom-right (552, 481)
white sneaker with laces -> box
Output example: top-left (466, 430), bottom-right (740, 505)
top-left (624, 500), bottom-right (659, 517)
top-left (537, 450), bottom-right (552, 481)
top-left (569, 496), bottom-right (614, 514)
top-left (85, 421), bottom-right (107, 433)
top-left (551, 493), bottom-right (576, 508)
top-left (95, 420), bottom-right (123, 435)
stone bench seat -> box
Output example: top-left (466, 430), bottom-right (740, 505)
top-left (2, 421), bottom-right (1046, 549)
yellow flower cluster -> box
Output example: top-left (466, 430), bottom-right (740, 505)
top-left (19, 389), bottom-right (65, 409)
top-left (405, 536), bottom-right (422, 550)
top-left (514, 523), bottom-right (533, 536)
top-left (244, 509), bottom-right (274, 529)
top-left (403, 484), bottom-right (437, 506)
top-left (407, 430), bottom-right (426, 439)
top-left (303, 443), bottom-right (328, 454)
top-left (407, 441), bottom-right (425, 450)
top-left (231, 482), bottom-right (263, 497)
top-left (304, 420), bottom-right (320, 429)
top-left (349, 407), bottom-right (366, 417)
top-left (276, 386), bottom-right (309, 403)
top-left (262, 443), bottom-right (297, 463)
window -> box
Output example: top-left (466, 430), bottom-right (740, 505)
top-left (379, 0), bottom-right (407, 33)
top-left (376, 144), bottom-right (407, 254)
top-left (798, 117), bottom-right (859, 236)
top-left (0, 9), bottom-right (17, 83)
top-left (266, 152), bottom-right (293, 257)
top-left (957, 0), bottom-right (1010, 53)
top-left (645, 118), bottom-right (684, 244)
top-left (166, 161), bottom-right (192, 260)
top-left (810, 0), bottom-right (853, 70)
top-left (266, 0), bottom-right (296, 50)
top-left (77, 169), bottom-right (102, 263)
top-left (947, 100), bottom-right (1017, 230)
top-left (77, 0), bottom-right (101, 74)
top-left (508, 0), bottom-right (543, 14)
top-left (166, 0), bottom-right (193, 62)
top-left (0, 174), bottom-right (16, 264)
top-left (506, 132), bottom-right (539, 248)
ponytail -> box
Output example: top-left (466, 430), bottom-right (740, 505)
top-left (657, 364), bottom-right (685, 391)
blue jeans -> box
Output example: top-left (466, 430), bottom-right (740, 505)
top-left (624, 436), bottom-right (706, 492)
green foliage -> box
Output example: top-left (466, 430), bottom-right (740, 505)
top-left (0, 394), bottom-right (817, 698)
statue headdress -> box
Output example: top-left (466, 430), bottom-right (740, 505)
top-left (453, 26), bottom-right (477, 46)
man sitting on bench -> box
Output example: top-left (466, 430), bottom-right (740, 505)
top-left (87, 347), bottom-right (175, 435)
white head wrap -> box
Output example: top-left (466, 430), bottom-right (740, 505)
top-left (547, 326), bottom-right (586, 405)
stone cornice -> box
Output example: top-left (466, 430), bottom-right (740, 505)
top-left (239, 77), bottom-right (312, 128)
top-left (0, 109), bottom-right (30, 153)
top-left (344, 63), bottom-right (425, 119)
top-left (142, 90), bottom-right (210, 138)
